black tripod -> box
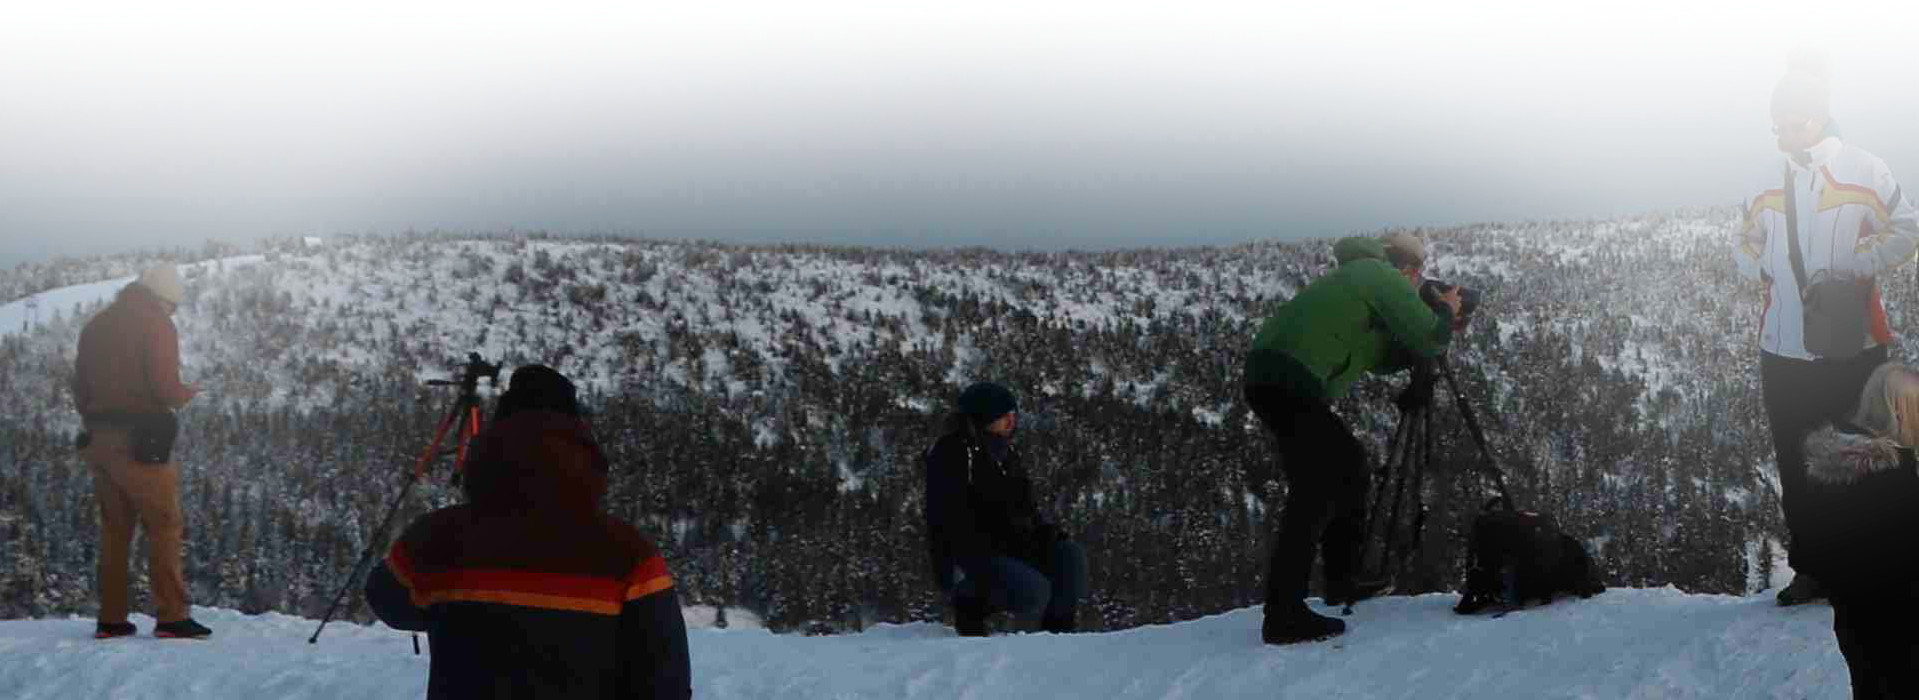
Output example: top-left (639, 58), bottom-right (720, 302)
top-left (309, 354), bottom-right (500, 647)
top-left (1352, 355), bottom-right (1514, 613)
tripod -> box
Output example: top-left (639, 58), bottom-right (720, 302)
top-left (309, 354), bottom-right (499, 647)
top-left (1353, 355), bottom-right (1514, 613)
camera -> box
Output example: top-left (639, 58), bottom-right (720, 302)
top-left (1420, 279), bottom-right (1482, 324)
top-left (459, 353), bottom-right (502, 389)
top-left (428, 353), bottom-right (502, 397)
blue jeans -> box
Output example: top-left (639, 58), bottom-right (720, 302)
top-left (954, 540), bottom-right (1088, 621)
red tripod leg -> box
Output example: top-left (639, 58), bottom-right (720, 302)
top-left (414, 405), bottom-right (462, 479)
top-left (454, 405), bottom-right (483, 474)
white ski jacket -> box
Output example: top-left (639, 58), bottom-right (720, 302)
top-left (1734, 137), bottom-right (1919, 360)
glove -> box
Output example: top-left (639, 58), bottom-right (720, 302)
top-left (1395, 361), bottom-right (1436, 412)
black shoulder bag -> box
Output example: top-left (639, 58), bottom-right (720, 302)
top-left (131, 411), bottom-right (180, 464)
top-left (1784, 164), bottom-right (1873, 360)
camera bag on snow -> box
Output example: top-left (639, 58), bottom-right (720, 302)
top-left (1453, 497), bottom-right (1603, 615)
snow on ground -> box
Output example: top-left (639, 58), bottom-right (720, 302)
top-left (0, 588), bottom-right (1860, 699)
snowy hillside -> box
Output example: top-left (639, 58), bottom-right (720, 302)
top-left (0, 589), bottom-right (1860, 700)
top-left (1, 208), bottom-right (1886, 634)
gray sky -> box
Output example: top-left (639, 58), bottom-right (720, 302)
top-left (5, 0), bottom-right (1919, 267)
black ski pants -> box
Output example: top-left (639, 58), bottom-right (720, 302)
top-left (1759, 344), bottom-right (1887, 569)
top-left (1831, 588), bottom-right (1919, 699)
top-left (1245, 382), bottom-right (1369, 607)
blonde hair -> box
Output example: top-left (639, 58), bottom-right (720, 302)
top-left (1852, 363), bottom-right (1919, 447)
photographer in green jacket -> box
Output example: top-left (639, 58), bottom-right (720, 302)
top-left (1244, 232), bottom-right (1460, 645)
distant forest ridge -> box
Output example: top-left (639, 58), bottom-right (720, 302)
top-left (2, 207), bottom-right (1826, 632)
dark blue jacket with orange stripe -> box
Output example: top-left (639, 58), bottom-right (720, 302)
top-left (365, 411), bottom-right (692, 699)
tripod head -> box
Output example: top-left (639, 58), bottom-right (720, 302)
top-left (427, 353), bottom-right (502, 402)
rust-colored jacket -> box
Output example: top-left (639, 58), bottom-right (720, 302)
top-left (72, 284), bottom-right (193, 418)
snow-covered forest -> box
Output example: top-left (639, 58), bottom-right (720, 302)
top-left (0, 207), bottom-right (1843, 632)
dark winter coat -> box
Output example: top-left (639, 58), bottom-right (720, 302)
top-left (365, 411), bottom-right (691, 700)
top-left (71, 284), bottom-right (195, 420)
top-left (923, 421), bottom-right (1055, 592)
top-left (1794, 424), bottom-right (1919, 598)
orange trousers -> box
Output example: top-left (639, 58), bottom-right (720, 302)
top-left (82, 427), bottom-right (191, 624)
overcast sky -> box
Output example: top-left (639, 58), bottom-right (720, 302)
top-left (4, 0), bottom-right (1918, 268)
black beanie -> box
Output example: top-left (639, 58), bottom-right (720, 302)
top-left (958, 382), bottom-right (1018, 426)
top-left (494, 365), bottom-right (580, 421)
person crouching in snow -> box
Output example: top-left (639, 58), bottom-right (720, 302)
top-left (1796, 362), bottom-right (1919, 698)
top-left (365, 365), bottom-right (691, 699)
top-left (923, 381), bottom-right (1089, 636)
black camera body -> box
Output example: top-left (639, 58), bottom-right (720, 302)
top-left (458, 353), bottom-right (502, 396)
top-left (428, 352), bottom-right (502, 398)
top-left (1420, 279), bottom-right (1482, 323)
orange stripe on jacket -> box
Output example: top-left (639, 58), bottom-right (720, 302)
top-left (1819, 167), bottom-right (1890, 224)
top-left (419, 589), bottom-right (623, 616)
top-left (411, 568), bottom-right (630, 599)
top-left (1748, 190), bottom-right (1785, 219)
top-left (624, 555), bottom-right (675, 601)
top-left (396, 566), bottom-right (640, 615)
top-left (387, 544), bottom-right (418, 592)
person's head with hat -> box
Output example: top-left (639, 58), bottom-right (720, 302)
top-left (1772, 48), bottom-right (1833, 157)
top-left (494, 364), bottom-right (582, 422)
top-left (1379, 232), bottom-right (1427, 288)
top-left (136, 265), bottom-right (187, 315)
top-left (958, 381), bottom-right (1019, 438)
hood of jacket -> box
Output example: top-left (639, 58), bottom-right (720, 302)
top-left (115, 282), bottom-right (171, 317)
top-left (460, 410), bottom-right (611, 516)
top-left (1803, 424), bottom-right (1911, 486)
top-left (1333, 236), bottom-right (1388, 266)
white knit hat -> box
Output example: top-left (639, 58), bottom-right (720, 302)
top-left (1379, 232), bottom-right (1426, 269)
top-left (138, 265), bottom-right (186, 305)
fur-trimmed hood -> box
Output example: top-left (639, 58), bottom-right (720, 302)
top-left (1803, 424), bottom-right (1912, 486)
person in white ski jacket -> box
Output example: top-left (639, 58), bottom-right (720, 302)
top-left (1731, 53), bottom-right (1919, 606)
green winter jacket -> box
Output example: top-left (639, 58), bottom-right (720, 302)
top-left (1245, 236), bottom-right (1454, 399)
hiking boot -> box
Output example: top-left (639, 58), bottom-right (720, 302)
top-left (1323, 576), bottom-right (1396, 608)
top-left (953, 596), bottom-right (992, 638)
top-left (94, 622), bottom-right (137, 639)
top-left (1262, 603), bottom-right (1346, 645)
top-left (1775, 574), bottom-right (1826, 607)
top-left (154, 619), bottom-right (213, 640)
top-left (1040, 610), bottom-right (1078, 634)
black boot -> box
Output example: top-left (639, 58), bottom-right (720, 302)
top-left (1262, 602), bottom-right (1345, 645)
top-left (953, 596), bottom-right (992, 637)
top-left (154, 618), bottom-right (213, 640)
top-left (1040, 608), bottom-right (1077, 634)
top-left (94, 621), bottom-right (137, 639)
top-left (1323, 576), bottom-right (1395, 608)
top-left (1775, 574), bottom-right (1826, 607)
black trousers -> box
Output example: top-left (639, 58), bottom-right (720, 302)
top-left (1832, 589), bottom-right (1919, 699)
top-left (1245, 383), bottom-right (1369, 607)
top-left (1759, 344), bottom-right (1888, 569)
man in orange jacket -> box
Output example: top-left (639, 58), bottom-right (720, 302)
top-left (72, 265), bottom-right (212, 640)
